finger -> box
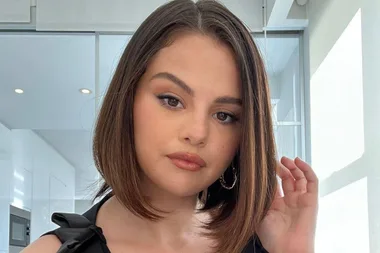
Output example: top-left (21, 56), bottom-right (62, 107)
top-left (281, 157), bottom-right (305, 180)
top-left (275, 175), bottom-right (284, 198)
top-left (281, 156), bottom-right (307, 193)
top-left (294, 157), bottom-right (319, 194)
top-left (276, 161), bottom-right (295, 194)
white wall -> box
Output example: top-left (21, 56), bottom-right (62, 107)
top-left (75, 199), bottom-right (93, 215)
top-left (0, 122), bottom-right (12, 253)
top-left (307, 0), bottom-right (380, 252)
top-left (0, 159), bottom-right (12, 253)
top-left (0, 122), bottom-right (11, 156)
top-left (361, 0), bottom-right (380, 250)
top-left (0, 126), bottom-right (76, 251)
top-left (13, 130), bottom-right (77, 242)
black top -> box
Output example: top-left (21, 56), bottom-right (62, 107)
top-left (44, 194), bottom-right (268, 253)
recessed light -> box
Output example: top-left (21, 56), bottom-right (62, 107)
top-left (80, 88), bottom-right (92, 94)
top-left (15, 88), bottom-right (24, 94)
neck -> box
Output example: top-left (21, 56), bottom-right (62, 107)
top-left (100, 179), bottom-right (209, 248)
top-left (139, 177), bottom-right (203, 240)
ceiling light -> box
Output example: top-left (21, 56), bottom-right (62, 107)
top-left (80, 88), bottom-right (92, 94)
top-left (15, 88), bottom-right (24, 94)
top-left (296, 0), bottom-right (308, 5)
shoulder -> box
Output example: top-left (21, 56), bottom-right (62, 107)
top-left (21, 235), bottom-right (62, 253)
top-left (20, 196), bottom-right (108, 253)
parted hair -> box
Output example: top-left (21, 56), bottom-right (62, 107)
top-left (93, 0), bottom-right (278, 252)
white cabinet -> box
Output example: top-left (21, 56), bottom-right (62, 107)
top-left (36, 0), bottom-right (167, 31)
top-left (11, 131), bottom-right (34, 211)
top-left (49, 175), bottom-right (70, 230)
top-left (10, 130), bottom-right (76, 242)
top-left (11, 130), bottom-right (33, 171)
top-left (0, 159), bottom-right (12, 252)
top-left (0, 122), bottom-right (11, 156)
top-left (0, 123), bottom-right (12, 252)
top-left (36, 0), bottom-right (263, 32)
top-left (30, 166), bottom-right (50, 243)
top-left (0, 0), bottom-right (30, 23)
top-left (11, 168), bottom-right (33, 211)
top-left (23, 169), bottom-right (32, 211)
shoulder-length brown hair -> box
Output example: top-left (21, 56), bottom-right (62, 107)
top-left (93, 0), bottom-right (277, 252)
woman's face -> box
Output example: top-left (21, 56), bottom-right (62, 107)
top-left (134, 33), bottom-right (242, 197)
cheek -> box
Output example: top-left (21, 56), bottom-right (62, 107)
top-left (133, 93), bottom-right (171, 159)
top-left (209, 129), bottom-right (240, 171)
top-left (133, 94), bottom-right (158, 157)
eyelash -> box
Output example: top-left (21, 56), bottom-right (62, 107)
top-left (156, 94), bottom-right (239, 124)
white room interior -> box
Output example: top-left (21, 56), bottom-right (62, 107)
top-left (0, 0), bottom-right (379, 252)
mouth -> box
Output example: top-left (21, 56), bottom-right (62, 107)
top-left (167, 152), bottom-right (207, 171)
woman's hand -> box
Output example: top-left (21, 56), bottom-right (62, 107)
top-left (257, 157), bottom-right (319, 253)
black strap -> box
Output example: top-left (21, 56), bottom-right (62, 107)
top-left (241, 235), bottom-right (269, 253)
top-left (42, 212), bottom-right (109, 253)
top-left (55, 225), bottom-right (107, 253)
top-left (42, 195), bottom-right (114, 253)
top-left (52, 212), bottom-right (93, 228)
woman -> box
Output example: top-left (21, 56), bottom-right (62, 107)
top-left (23, 0), bottom-right (318, 252)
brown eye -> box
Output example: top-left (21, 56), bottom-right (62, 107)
top-left (157, 94), bottom-right (184, 109)
top-left (213, 112), bottom-right (237, 124)
top-left (168, 98), bottom-right (179, 107)
top-left (217, 112), bottom-right (228, 121)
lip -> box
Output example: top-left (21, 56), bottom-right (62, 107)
top-left (167, 152), bottom-right (206, 171)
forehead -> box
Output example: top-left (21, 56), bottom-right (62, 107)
top-left (145, 33), bottom-right (241, 96)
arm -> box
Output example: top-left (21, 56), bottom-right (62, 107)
top-left (21, 235), bottom-right (62, 253)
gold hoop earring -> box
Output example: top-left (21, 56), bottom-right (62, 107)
top-left (219, 166), bottom-right (237, 190)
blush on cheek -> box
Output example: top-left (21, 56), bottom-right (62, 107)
top-left (214, 143), bottom-right (237, 165)
top-left (135, 93), bottom-right (156, 119)
top-left (134, 93), bottom-right (170, 147)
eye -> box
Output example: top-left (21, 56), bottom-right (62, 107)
top-left (157, 95), bottom-right (184, 109)
top-left (213, 112), bottom-right (238, 124)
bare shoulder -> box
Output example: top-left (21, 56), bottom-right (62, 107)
top-left (21, 235), bottom-right (61, 253)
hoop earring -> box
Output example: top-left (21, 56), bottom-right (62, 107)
top-left (219, 166), bottom-right (237, 190)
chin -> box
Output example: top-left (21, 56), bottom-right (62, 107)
top-left (164, 180), bottom-right (204, 198)
top-left (147, 174), bottom-right (206, 198)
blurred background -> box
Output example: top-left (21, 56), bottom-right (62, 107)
top-left (0, 0), bottom-right (379, 252)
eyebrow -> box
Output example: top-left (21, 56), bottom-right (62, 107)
top-left (150, 72), bottom-right (242, 106)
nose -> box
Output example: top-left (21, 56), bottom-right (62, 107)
top-left (179, 112), bottom-right (209, 147)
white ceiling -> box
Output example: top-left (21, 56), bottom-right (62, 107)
top-left (0, 32), bottom-right (299, 195)
top-left (0, 33), bottom-right (96, 130)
